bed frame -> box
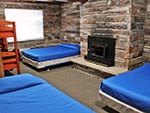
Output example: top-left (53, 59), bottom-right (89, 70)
top-left (22, 54), bottom-right (79, 69)
top-left (98, 90), bottom-right (144, 113)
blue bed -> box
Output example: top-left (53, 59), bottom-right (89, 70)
top-left (100, 63), bottom-right (150, 113)
top-left (22, 43), bottom-right (80, 69)
top-left (0, 73), bottom-right (95, 113)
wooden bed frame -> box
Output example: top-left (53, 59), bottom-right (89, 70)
top-left (98, 90), bottom-right (144, 113)
top-left (22, 54), bottom-right (79, 69)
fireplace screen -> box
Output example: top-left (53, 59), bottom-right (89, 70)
top-left (90, 45), bottom-right (107, 58)
top-left (85, 35), bottom-right (116, 66)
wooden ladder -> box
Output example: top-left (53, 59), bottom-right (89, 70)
top-left (0, 20), bottom-right (21, 75)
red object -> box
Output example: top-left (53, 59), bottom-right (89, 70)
top-left (0, 20), bottom-right (21, 74)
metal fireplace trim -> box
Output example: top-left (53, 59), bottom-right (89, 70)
top-left (84, 35), bottom-right (116, 67)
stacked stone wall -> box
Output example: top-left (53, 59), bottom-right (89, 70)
top-left (80, 0), bottom-right (132, 69)
top-left (129, 0), bottom-right (146, 69)
top-left (0, 0), bottom-right (148, 69)
top-left (61, 2), bottom-right (81, 43)
top-left (144, 0), bottom-right (150, 63)
top-left (0, 2), bottom-right (61, 48)
top-left (62, 0), bottom-right (147, 69)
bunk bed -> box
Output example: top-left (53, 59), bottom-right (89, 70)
top-left (22, 43), bottom-right (80, 69)
top-left (0, 20), bottom-right (20, 74)
top-left (0, 73), bottom-right (96, 113)
top-left (99, 63), bottom-right (150, 113)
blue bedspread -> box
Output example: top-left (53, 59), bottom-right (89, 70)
top-left (0, 74), bottom-right (95, 113)
top-left (100, 63), bottom-right (150, 112)
top-left (22, 43), bottom-right (80, 62)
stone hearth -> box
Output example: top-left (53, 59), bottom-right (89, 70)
top-left (71, 57), bottom-right (128, 78)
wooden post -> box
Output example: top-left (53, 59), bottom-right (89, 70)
top-left (0, 49), bottom-right (4, 77)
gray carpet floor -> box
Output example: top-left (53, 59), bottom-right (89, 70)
top-left (6, 62), bottom-right (118, 113)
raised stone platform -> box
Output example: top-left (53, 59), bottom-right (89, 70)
top-left (71, 57), bottom-right (128, 78)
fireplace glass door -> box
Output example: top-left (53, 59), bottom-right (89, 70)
top-left (85, 35), bottom-right (116, 66)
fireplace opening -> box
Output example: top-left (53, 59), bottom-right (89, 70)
top-left (90, 45), bottom-right (107, 58)
top-left (84, 35), bottom-right (116, 66)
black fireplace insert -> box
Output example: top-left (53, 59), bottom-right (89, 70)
top-left (84, 35), bottom-right (116, 66)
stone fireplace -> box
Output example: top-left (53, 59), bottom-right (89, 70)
top-left (61, 0), bottom-right (149, 70)
top-left (79, 0), bottom-right (147, 70)
top-left (85, 35), bottom-right (116, 66)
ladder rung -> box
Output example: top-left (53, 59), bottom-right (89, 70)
top-left (0, 27), bottom-right (13, 32)
top-left (3, 63), bottom-right (17, 71)
top-left (2, 58), bottom-right (17, 64)
top-left (2, 52), bottom-right (16, 57)
top-left (0, 32), bottom-right (14, 38)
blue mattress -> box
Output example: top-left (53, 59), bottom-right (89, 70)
top-left (100, 63), bottom-right (150, 113)
top-left (22, 43), bottom-right (80, 62)
top-left (0, 74), bottom-right (95, 113)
